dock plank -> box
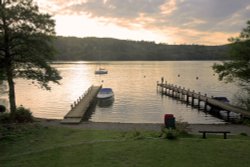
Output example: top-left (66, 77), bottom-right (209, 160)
top-left (61, 85), bottom-right (101, 124)
top-left (157, 82), bottom-right (250, 118)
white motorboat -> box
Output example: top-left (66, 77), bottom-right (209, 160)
top-left (95, 68), bottom-right (108, 74)
top-left (97, 88), bottom-right (114, 99)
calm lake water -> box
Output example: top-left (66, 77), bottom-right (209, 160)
top-left (9, 61), bottom-right (239, 124)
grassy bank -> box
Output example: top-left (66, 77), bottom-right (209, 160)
top-left (1, 123), bottom-right (250, 167)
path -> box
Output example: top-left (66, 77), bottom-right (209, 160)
top-left (36, 118), bottom-right (250, 135)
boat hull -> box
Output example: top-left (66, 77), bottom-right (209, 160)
top-left (95, 69), bottom-right (108, 74)
top-left (97, 88), bottom-right (114, 99)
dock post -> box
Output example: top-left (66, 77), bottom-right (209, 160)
top-left (161, 77), bottom-right (164, 84)
top-left (172, 86), bottom-right (174, 97)
top-left (175, 85), bottom-right (178, 98)
top-left (227, 111), bottom-right (230, 121)
top-left (161, 81), bottom-right (164, 93)
top-left (181, 87), bottom-right (185, 101)
top-left (164, 81), bottom-right (168, 94)
top-left (198, 92), bottom-right (201, 108)
top-left (204, 94), bottom-right (208, 111)
top-left (191, 90), bottom-right (195, 106)
top-left (186, 89), bottom-right (190, 104)
top-left (178, 86), bottom-right (181, 99)
top-left (156, 81), bottom-right (159, 92)
top-left (177, 86), bottom-right (180, 99)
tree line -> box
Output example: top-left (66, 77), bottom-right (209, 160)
top-left (53, 36), bottom-right (229, 61)
top-left (1, 0), bottom-right (248, 119)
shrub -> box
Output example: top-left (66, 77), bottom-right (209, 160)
top-left (240, 132), bottom-right (248, 136)
top-left (176, 122), bottom-right (190, 136)
top-left (0, 105), bottom-right (6, 113)
top-left (161, 128), bottom-right (178, 140)
top-left (0, 112), bottom-right (11, 124)
top-left (14, 106), bottom-right (33, 123)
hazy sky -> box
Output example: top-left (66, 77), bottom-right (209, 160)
top-left (35, 0), bottom-right (250, 45)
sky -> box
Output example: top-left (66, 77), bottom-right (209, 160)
top-left (34, 0), bottom-right (250, 45)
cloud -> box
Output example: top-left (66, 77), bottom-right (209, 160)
top-left (35, 0), bottom-right (250, 44)
top-left (166, 0), bottom-right (250, 32)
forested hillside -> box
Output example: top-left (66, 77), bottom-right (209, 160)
top-left (53, 36), bottom-right (229, 60)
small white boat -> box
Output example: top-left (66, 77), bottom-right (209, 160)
top-left (219, 110), bottom-right (241, 120)
top-left (97, 96), bottom-right (114, 107)
top-left (97, 88), bottom-right (114, 99)
top-left (95, 68), bottom-right (108, 74)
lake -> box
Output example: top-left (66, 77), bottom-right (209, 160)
top-left (7, 61), bottom-right (240, 124)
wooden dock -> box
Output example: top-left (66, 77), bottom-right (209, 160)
top-left (61, 85), bottom-right (102, 124)
top-left (157, 81), bottom-right (250, 120)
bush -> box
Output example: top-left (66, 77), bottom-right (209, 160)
top-left (0, 105), bottom-right (6, 113)
top-left (176, 122), bottom-right (190, 136)
top-left (161, 128), bottom-right (179, 140)
top-left (14, 106), bottom-right (33, 123)
top-left (0, 106), bottom-right (33, 124)
top-left (0, 112), bottom-right (11, 124)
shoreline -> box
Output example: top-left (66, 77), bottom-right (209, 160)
top-left (35, 118), bottom-right (250, 135)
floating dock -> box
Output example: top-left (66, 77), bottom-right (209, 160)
top-left (157, 81), bottom-right (250, 120)
top-left (61, 85), bottom-right (102, 124)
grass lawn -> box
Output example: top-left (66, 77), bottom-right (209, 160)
top-left (1, 123), bottom-right (250, 167)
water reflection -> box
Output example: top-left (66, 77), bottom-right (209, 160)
top-left (14, 61), bottom-right (239, 124)
top-left (97, 97), bottom-right (114, 107)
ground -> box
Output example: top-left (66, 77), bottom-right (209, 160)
top-left (36, 118), bottom-right (250, 135)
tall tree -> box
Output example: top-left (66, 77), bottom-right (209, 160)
top-left (213, 20), bottom-right (250, 110)
top-left (0, 0), bottom-right (62, 114)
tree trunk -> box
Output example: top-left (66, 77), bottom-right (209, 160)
top-left (6, 65), bottom-right (16, 114)
top-left (2, 5), bottom-right (16, 114)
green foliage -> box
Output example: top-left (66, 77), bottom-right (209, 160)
top-left (0, 113), bottom-right (11, 124)
top-left (14, 106), bottom-right (33, 123)
top-left (234, 89), bottom-right (250, 111)
top-left (240, 132), bottom-right (248, 136)
top-left (0, 0), bottom-right (62, 113)
top-left (0, 0), bottom-right (62, 89)
top-left (175, 122), bottom-right (190, 136)
top-left (0, 104), bottom-right (6, 113)
top-left (53, 36), bottom-right (229, 61)
top-left (213, 20), bottom-right (250, 84)
top-left (0, 106), bottom-right (33, 124)
top-left (161, 128), bottom-right (179, 140)
top-left (213, 20), bottom-right (250, 110)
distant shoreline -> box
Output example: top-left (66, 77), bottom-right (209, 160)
top-left (54, 36), bottom-right (229, 61)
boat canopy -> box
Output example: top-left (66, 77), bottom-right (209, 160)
top-left (212, 97), bottom-right (230, 103)
top-left (99, 88), bottom-right (113, 93)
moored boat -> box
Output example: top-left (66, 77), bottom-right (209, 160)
top-left (210, 96), bottom-right (230, 112)
top-left (212, 97), bottom-right (230, 103)
top-left (97, 88), bottom-right (114, 99)
top-left (95, 68), bottom-right (108, 74)
top-left (219, 110), bottom-right (241, 120)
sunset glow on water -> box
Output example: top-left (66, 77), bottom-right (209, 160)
top-left (14, 61), bottom-right (238, 124)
